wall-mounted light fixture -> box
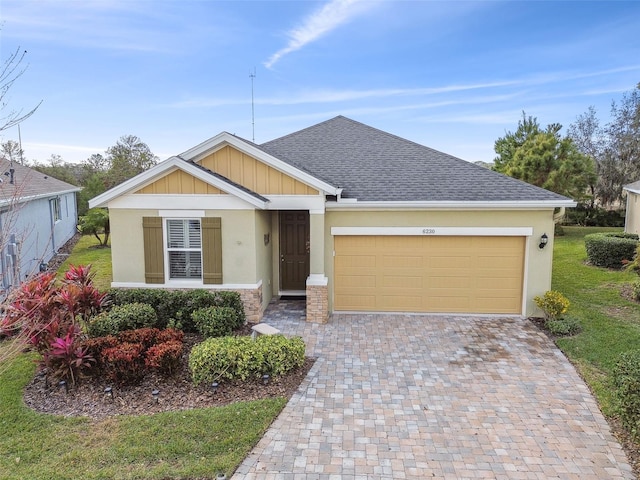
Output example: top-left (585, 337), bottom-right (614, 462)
top-left (264, 233), bottom-right (270, 246)
top-left (539, 233), bottom-right (549, 249)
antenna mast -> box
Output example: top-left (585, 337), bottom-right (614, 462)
top-left (250, 67), bottom-right (256, 143)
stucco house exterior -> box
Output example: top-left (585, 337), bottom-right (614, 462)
top-left (624, 180), bottom-right (640, 235)
top-left (89, 116), bottom-right (575, 323)
top-left (0, 160), bottom-right (80, 293)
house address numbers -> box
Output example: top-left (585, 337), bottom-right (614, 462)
top-left (422, 228), bottom-right (436, 234)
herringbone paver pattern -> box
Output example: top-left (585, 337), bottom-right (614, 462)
top-left (233, 301), bottom-right (633, 479)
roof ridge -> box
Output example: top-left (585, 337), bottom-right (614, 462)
top-left (260, 116), bottom-right (345, 146)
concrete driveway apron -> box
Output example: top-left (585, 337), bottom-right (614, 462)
top-left (233, 303), bottom-right (633, 479)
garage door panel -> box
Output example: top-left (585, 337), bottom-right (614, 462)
top-left (381, 296), bottom-right (423, 310)
top-left (334, 235), bottom-right (524, 314)
top-left (382, 275), bottom-right (423, 288)
top-left (336, 274), bottom-right (377, 288)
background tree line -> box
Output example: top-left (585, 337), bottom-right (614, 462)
top-left (493, 83), bottom-right (639, 225)
top-left (0, 134), bottom-right (158, 217)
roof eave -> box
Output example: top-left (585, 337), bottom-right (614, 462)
top-left (325, 199), bottom-right (577, 210)
top-left (0, 187), bottom-right (81, 207)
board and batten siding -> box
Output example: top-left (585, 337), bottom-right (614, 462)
top-left (135, 170), bottom-right (224, 195)
top-left (198, 145), bottom-right (319, 195)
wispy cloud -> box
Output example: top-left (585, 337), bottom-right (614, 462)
top-left (264, 0), bottom-right (376, 69)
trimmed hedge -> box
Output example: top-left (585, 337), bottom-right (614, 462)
top-left (613, 350), bottom-right (640, 437)
top-left (189, 335), bottom-right (306, 385)
top-left (87, 302), bottom-right (158, 337)
top-left (106, 288), bottom-right (246, 332)
top-left (192, 306), bottom-right (239, 338)
top-left (584, 232), bottom-right (639, 269)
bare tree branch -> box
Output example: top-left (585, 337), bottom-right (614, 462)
top-left (0, 47), bottom-right (42, 132)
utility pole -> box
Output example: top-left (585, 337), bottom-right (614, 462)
top-left (250, 68), bottom-right (256, 143)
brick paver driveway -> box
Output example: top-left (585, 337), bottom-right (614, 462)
top-left (233, 301), bottom-right (633, 479)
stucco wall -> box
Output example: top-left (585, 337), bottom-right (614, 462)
top-left (109, 208), bottom-right (260, 286)
top-left (626, 192), bottom-right (640, 235)
top-left (324, 209), bottom-right (556, 316)
top-left (255, 210), bottom-right (273, 310)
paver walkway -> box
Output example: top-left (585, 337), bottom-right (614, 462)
top-left (233, 301), bottom-right (633, 479)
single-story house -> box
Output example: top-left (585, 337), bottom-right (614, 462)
top-left (624, 180), bottom-right (640, 235)
top-left (89, 116), bottom-right (575, 323)
top-left (0, 160), bottom-right (80, 293)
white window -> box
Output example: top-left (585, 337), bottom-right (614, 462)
top-left (50, 198), bottom-right (61, 222)
top-left (166, 219), bottom-right (202, 280)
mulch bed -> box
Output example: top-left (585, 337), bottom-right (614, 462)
top-left (23, 330), bottom-right (315, 420)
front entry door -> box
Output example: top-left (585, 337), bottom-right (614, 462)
top-left (279, 211), bottom-right (310, 292)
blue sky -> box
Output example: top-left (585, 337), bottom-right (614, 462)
top-left (1, 0), bottom-right (639, 165)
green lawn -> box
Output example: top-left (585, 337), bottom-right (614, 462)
top-left (0, 354), bottom-right (286, 479)
top-left (58, 235), bottom-right (113, 291)
top-left (553, 226), bottom-right (640, 415)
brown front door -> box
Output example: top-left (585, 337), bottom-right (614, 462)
top-left (279, 211), bottom-right (310, 292)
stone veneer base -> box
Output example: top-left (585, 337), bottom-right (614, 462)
top-left (306, 283), bottom-right (329, 324)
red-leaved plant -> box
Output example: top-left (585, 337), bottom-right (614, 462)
top-left (2, 265), bottom-right (108, 385)
top-left (43, 326), bottom-right (95, 384)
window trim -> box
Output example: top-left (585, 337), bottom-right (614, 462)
top-left (50, 197), bottom-right (61, 223)
top-left (163, 217), bottom-right (203, 285)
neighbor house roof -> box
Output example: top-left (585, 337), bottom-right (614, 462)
top-left (624, 180), bottom-right (640, 195)
top-left (0, 160), bottom-right (81, 207)
top-left (259, 116), bottom-right (572, 204)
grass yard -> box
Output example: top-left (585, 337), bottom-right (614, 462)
top-left (552, 226), bottom-right (640, 415)
top-left (0, 353), bottom-right (286, 479)
top-left (57, 235), bottom-right (113, 291)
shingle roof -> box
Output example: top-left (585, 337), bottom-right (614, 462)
top-left (0, 160), bottom-right (80, 206)
top-left (259, 116), bottom-right (571, 203)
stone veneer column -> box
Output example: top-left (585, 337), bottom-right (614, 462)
top-left (306, 274), bottom-right (329, 324)
top-left (235, 283), bottom-right (263, 324)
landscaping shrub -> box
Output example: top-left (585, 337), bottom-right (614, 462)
top-left (565, 204), bottom-right (626, 227)
top-left (544, 316), bottom-right (582, 336)
top-left (101, 342), bottom-right (145, 384)
top-left (145, 340), bottom-right (183, 375)
top-left (83, 327), bottom-right (184, 383)
top-left (613, 350), bottom-right (640, 437)
top-left (87, 302), bottom-right (158, 337)
top-left (0, 265), bottom-right (108, 385)
top-left (584, 232), bottom-right (639, 269)
top-left (106, 288), bottom-right (245, 332)
top-left (191, 306), bottom-right (238, 338)
top-left (533, 290), bottom-right (570, 321)
top-left (189, 335), bottom-right (305, 385)
top-left (633, 280), bottom-right (640, 302)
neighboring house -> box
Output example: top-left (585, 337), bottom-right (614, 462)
top-left (89, 116), bottom-right (575, 323)
top-left (0, 160), bottom-right (80, 292)
top-left (624, 180), bottom-right (640, 235)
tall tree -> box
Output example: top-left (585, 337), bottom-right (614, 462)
top-left (494, 113), bottom-right (596, 201)
top-left (105, 135), bottom-right (158, 188)
top-left (0, 140), bottom-right (24, 164)
top-left (569, 84), bottom-right (640, 206)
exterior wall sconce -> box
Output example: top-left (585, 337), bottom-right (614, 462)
top-left (264, 233), bottom-right (270, 246)
top-left (539, 233), bottom-right (549, 249)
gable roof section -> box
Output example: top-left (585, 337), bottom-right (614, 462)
top-left (259, 116), bottom-right (574, 205)
top-left (0, 160), bottom-right (80, 207)
top-left (624, 180), bottom-right (640, 195)
top-left (180, 132), bottom-right (340, 195)
top-left (89, 156), bottom-right (269, 209)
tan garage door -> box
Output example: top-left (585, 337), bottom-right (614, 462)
top-left (334, 235), bottom-right (525, 314)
